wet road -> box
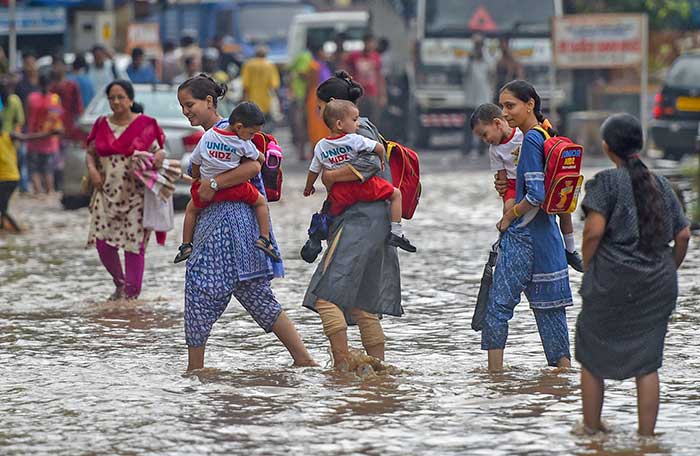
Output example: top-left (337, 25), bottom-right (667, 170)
top-left (2, 146), bottom-right (700, 455)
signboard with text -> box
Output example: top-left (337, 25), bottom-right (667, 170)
top-left (0, 8), bottom-right (66, 35)
top-left (553, 14), bottom-right (645, 69)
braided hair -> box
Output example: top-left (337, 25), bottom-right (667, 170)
top-left (601, 113), bottom-right (665, 253)
top-left (500, 79), bottom-right (558, 136)
top-left (178, 73), bottom-right (227, 107)
top-left (316, 70), bottom-right (364, 104)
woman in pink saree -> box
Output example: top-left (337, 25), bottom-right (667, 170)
top-left (86, 80), bottom-right (166, 300)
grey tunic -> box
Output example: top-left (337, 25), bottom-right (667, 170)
top-left (575, 168), bottom-right (688, 380)
top-left (303, 118), bottom-right (403, 322)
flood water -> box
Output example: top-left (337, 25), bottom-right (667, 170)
top-left (2, 154), bottom-right (700, 455)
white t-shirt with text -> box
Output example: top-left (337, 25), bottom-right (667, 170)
top-left (190, 127), bottom-right (261, 180)
top-left (489, 128), bottom-right (523, 180)
top-left (309, 133), bottom-right (378, 174)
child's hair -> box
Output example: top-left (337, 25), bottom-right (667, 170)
top-left (500, 80), bottom-right (558, 136)
top-left (600, 113), bottom-right (665, 253)
top-left (229, 101), bottom-right (265, 127)
top-left (322, 99), bottom-right (357, 130)
top-left (178, 73), bottom-right (227, 108)
top-left (470, 103), bottom-right (504, 130)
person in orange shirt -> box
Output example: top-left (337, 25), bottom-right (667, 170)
top-left (241, 46), bottom-right (280, 124)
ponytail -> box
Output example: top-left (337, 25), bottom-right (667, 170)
top-left (131, 101), bottom-right (144, 114)
top-left (601, 113), bottom-right (665, 253)
top-left (316, 70), bottom-right (364, 104)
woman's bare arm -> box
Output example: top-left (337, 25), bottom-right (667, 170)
top-left (581, 210), bottom-right (607, 271)
top-left (673, 226), bottom-right (691, 268)
top-left (198, 158), bottom-right (261, 202)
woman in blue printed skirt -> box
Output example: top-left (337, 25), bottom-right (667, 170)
top-left (484, 80), bottom-right (573, 371)
top-left (177, 74), bottom-right (315, 371)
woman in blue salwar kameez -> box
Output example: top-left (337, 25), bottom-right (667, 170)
top-left (482, 80), bottom-right (573, 371)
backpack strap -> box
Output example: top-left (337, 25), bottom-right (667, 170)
top-left (532, 125), bottom-right (550, 140)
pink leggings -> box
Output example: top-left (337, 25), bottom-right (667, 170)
top-left (95, 239), bottom-right (146, 298)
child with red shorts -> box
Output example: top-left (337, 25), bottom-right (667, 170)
top-left (303, 99), bottom-right (416, 253)
top-left (471, 103), bottom-right (583, 272)
top-left (174, 102), bottom-right (279, 263)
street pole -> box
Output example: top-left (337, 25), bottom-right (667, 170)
top-left (9, 0), bottom-right (17, 72)
top-left (640, 14), bottom-right (649, 142)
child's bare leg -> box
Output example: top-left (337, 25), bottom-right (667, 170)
top-left (251, 194), bottom-right (271, 239)
top-left (271, 311), bottom-right (317, 366)
top-left (389, 187), bottom-right (402, 223)
top-left (636, 371), bottom-right (660, 436)
top-left (581, 367), bottom-right (605, 433)
top-left (503, 198), bottom-right (515, 215)
top-left (559, 212), bottom-right (574, 235)
top-left (182, 200), bottom-right (201, 244)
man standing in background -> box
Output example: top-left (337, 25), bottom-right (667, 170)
top-left (463, 35), bottom-right (494, 156)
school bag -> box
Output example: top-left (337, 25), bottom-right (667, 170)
top-left (532, 127), bottom-right (584, 214)
top-left (252, 131), bottom-right (283, 202)
top-left (386, 140), bottom-right (421, 219)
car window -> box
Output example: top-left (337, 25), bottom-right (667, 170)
top-left (86, 88), bottom-right (234, 120)
top-left (666, 57), bottom-right (700, 87)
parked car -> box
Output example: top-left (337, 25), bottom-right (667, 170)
top-left (61, 84), bottom-right (234, 210)
top-left (650, 51), bottom-right (700, 160)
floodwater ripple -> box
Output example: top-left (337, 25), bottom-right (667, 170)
top-left (1, 166), bottom-right (699, 455)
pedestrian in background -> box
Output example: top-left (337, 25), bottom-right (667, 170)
top-left (14, 53), bottom-right (40, 193)
top-left (287, 45), bottom-right (312, 160)
top-left (345, 33), bottom-right (386, 128)
top-left (494, 38), bottom-right (523, 100)
top-left (304, 44), bottom-right (332, 156)
top-left (241, 46), bottom-right (280, 126)
top-left (577, 113), bottom-right (690, 436)
top-left (127, 47), bottom-right (158, 84)
top-left (88, 45), bottom-right (125, 93)
top-left (161, 41), bottom-right (180, 85)
top-left (69, 54), bottom-right (95, 107)
top-left (86, 80), bottom-right (166, 301)
top-left (49, 56), bottom-right (84, 191)
top-left (463, 34), bottom-right (494, 156)
top-left (26, 74), bottom-right (63, 196)
top-left (173, 56), bottom-right (199, 85)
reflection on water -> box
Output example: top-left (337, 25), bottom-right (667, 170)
top-left (2, 165), bottom-right (700, 455)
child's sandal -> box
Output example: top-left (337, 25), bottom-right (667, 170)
top-left (254, 236), bottom-right (281, 261)
top-left (174, 243), bottom-right (193, 263)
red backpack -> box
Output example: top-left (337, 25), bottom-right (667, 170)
top-left (252, 132), bottom-right (283, 202)
top-left (533, 127), bottom-right (584, 214)
top-left (386, 140), bottom-right (421, 219)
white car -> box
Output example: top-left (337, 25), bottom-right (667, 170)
top-left (61, 84), bottom-right (234, 210)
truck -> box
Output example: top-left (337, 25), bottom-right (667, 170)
top-left (409, 0), bottom-right (564, 148)
top-left (159, 0), bottom-right (315, 65)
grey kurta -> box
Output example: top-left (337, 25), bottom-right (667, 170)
top-left (575, 168), bottom-right (688, 380)
top-left (303, 118), bottom-right (403, 322)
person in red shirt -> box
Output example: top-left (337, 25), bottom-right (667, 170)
top-left (345, 33), bottom-right (387, 125)
top-left (26, 74), bottom-right (63, 195)
top-left (49, 56), bottom-right (84, 141)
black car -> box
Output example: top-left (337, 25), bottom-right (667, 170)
top-left (650, 51), bottom-right (700, 160)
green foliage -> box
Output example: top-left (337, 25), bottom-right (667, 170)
top-left (565, 0), bottom-right (695, 29)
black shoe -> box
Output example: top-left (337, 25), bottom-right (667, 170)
top-left (566, 250), bottom-right (584, 272)
top-left (388, 232), bottom-right (417, 253)
top-left (174, 243), bottom-right (193, 263)
top-left (300, 237), bottom-right (323, 263)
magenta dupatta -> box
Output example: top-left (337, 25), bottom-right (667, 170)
top-left (87, 114), bottom-right (165, 157)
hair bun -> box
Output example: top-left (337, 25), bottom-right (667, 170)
top-left (131, 101), bottom-right (144, 114)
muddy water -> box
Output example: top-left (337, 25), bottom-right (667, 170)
top-left (2, 157), bottom-right (700, 455)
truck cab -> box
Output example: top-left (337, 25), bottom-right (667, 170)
top-left (410, 0), bottom-right (563, 148)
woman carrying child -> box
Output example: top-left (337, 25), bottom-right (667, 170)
top-left (176, 74), bottom-right (315, 371)
top-left (484, 80), bottom-right (574, 371)
top-left (577, 113), bottom-right (690, 436)
top-left (301, 70), bottom-right (404, 369)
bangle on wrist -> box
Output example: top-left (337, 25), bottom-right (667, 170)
top-left (512, 205), bottom-right (520, 217)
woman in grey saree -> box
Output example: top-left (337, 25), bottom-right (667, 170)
top-left (302, 71), bottom-right (403, 367)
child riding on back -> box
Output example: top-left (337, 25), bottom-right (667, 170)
top-left (471, 102), bottom-right (583, 272)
